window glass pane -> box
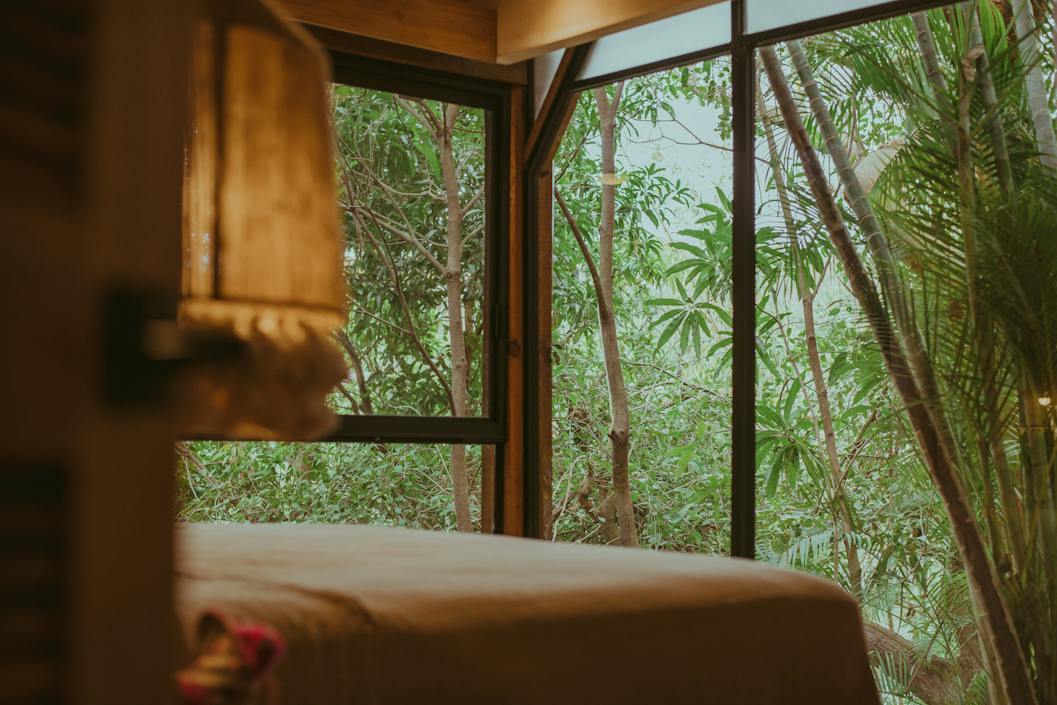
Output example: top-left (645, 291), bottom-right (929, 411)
top-left (578, 2), bottom-right (731, 82)
top-left (550, 57), bottom-right (733, 552)
top-left (749, 2), bottom-right (1046, 699)
top-left (747, 0), bottom-right (890, 34)
top-left (177, 442), bottom-right (493, 531)
top-left (330, 85), bottom-right (489, 418)
top-left (533, 50), bottom-right (564, 117)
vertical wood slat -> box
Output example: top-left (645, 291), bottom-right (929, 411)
top-left (0, 463), bottom-right (68, 705)
top-left (0, 0), bottom-right (90, 211)
top-left (537, 167), bottom-right (554, 539)
top-left (503, 85), bottom-right (526, 536)
top-left (522, 46), bottom-right (589, 538)
top-left (70, 3), bottom-right (192, 703)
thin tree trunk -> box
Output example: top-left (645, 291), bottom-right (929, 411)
top-left (788, 35), bottom-right (1032, 577)
top-left (952, 52), bottom-right (1038, 705)
top-left (334, 330), bottom-right (375, 415)
top-left (761, 45), bottom-right (1038, 705)
top-left (1021, 378), bottom-right (1057, 616)
top-left (969, 7), bottom-right (1015, 197)
top-left (554, 85), bottom-right (636, 548)
top-left (863, 622), bottom-right (974, 705)
top-left (343, 175), bottom-right (455, 411)
top-left (440, 103), bottom-right (472, 532)
top-left (1010, 0), bottom-right (1057, 170)
top-left (757, 84), bottom-right (862, 598)
top-left (556, 189), bottom-right (634, 545)
top-left (906, 15), bottom-right (1029, 574)
top-left (956, 33), bottom-right (1034, 582)
top-left (791, 33), bottom-right (1032, 576)
top-left (1052, 0), bottom-right (1057, 76)
top-left (913, 13), bottom-right (950, 111)
top-left (788, 37), bottom-right (1005, 582)
top-left (593, 84), bottom-right (636, 547)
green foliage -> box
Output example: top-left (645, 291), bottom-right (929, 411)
top-left (178, 442), bottom-right (482, 530)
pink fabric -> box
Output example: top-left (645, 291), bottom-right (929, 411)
top-left (177, 610), bottom-right (286, 705)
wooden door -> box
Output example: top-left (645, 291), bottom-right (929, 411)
top-left (0, 2), bottom-right (193, 703)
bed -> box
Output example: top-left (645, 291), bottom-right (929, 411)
top-left (175, 523), bottom-right (880, 705)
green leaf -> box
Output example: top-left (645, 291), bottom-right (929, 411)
top-left (656, 316), bottom-right (683, 350)
top-left (765, 462), bottom-right (782, 498)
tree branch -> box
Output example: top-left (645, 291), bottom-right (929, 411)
top-left (356, 212), bottom-right (456, 411)
top-left (555, 188), bottom-right (605, 301)
top-left (394, 95), bottom-right (440, 136)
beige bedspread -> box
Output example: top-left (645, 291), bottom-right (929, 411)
top-left (175, 523), bottom-right (879, 705)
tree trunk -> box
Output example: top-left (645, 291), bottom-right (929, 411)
top-left (593, 85), bottom-right (636, 547)
top-left (968, 7), bottom-right (1014, 197)
top-left (335, 330), bottom-right (375, 415)
top-left (757, 84), bottom-right (862, 598)
top-left (912, 13), bottom-right (950, 112)
top-left (786, 38), bottom-right (965, 486)
top-left (761, 45), bottom-right (1038, 705)
top-left (1010, 0), bottom-right (1057, 170)
top-left (789, 34), bottom-right (1031, 577)
top-left (440, 103), bottom-right (473, 532)
top-left (908, 14), bottom-right (1029, 573)
top-left (554, 85), bottom-right (636, 547)
top-left (863, 622), bottom-right (965, 705)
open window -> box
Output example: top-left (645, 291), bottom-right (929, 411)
top-left (326, 54), bottom-right (511, 443)
top-left (179, 52), bottom-right (514, 533)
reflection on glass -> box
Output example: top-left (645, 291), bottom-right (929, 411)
top-left (579, 2), bottom-right (731, 81)
top-left (747, 0), bottom-right (891, 34)
top-left (533, 50), bottom-right (564, 117)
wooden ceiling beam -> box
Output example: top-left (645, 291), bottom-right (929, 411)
top-left (496, 0), bottom-right (723, 64)
top-left (279, 0), bottom-right (498, 62)
top-left (280, 0), bottom-right (725, 66)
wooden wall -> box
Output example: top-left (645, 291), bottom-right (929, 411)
top-left (281, 0), bottom-right (498, 62)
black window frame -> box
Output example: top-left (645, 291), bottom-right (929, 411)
top-left (325, 52), bottom-right (512, 445)
top-left (521, 0), bottom-right (958, 549)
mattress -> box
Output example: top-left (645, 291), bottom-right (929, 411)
top-left (175, 523), bottom-right (879, 705)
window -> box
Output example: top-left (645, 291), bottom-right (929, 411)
top-left (548, 58), bottom-right (733, 551)
top-left (181, 3), bottom-right (1054, 701)
top-left (527, 0), bottom-right (1056, 700)
top-left (325, 54), bottom-right (510, 443)
top-left (180, 54), bottom-right (513, 533)
top-left (747, 6), bottom-right (1032, 700)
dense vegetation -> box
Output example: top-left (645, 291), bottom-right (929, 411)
top-left (179, 2), bottom-right (1057, 702)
